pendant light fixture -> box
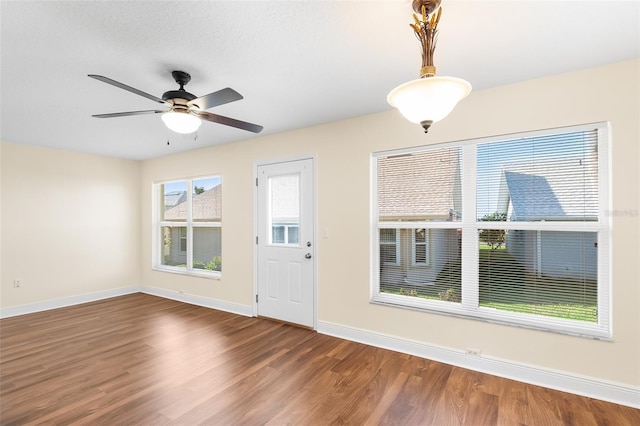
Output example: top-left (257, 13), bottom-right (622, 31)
top-left (387, 0), bottom-right (471, 133)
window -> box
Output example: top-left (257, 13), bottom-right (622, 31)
top-left (372, 123), bottom-right (610, 338)
top-left (380, 229), bottom-right (400, 265)
top-left (412, 228), bottom-right (429, 266)
top-left (268, 174), bottom-right (301, 246)
top-left (154, 176), bottom-right (222, 276)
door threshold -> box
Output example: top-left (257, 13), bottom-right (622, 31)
top-left (257, 315), bottom-right (315, 331)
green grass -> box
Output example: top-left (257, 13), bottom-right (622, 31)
top-left (381, 249), bottom-right (597, 322)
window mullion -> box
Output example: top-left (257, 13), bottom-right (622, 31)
top-left (186, 180), bottom-right (193, 270)
top-left (461, 144), bottom-right (478, 310)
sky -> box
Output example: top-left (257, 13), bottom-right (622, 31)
top-left (163, 176), bottom-right (221, 195)
top-left (475, 131), bottom-right (595, 219)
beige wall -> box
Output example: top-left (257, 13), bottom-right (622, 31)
top-left (0, 143), bottom-right (141, 306)
top-left (1, 59), bottom-right (637, 389)
top-left (141, 59), bottom-right (639, 387)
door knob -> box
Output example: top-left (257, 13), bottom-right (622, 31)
top-left (305, 253), bottom-right (312, 259)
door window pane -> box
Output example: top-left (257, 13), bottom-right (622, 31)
top-left (269, 175), bottom-right (300, 245)
top-left (272, 226), bottom-right (285, 244)
top-left (287, 226), bottom-right (299, 244)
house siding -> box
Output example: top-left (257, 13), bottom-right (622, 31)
top-left (506, 230), bottom-right (597, 280)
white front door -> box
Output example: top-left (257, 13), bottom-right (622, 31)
top-left (256, 159), bottom-right (315, 328)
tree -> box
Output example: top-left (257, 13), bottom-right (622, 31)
top-left (478, 212), bottom-right (507, 250)
top-left (194, 186), bottom-right (205, 195)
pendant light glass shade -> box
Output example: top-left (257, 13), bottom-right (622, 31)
top-left (161, 111), bottom-right (202, 134)
top-left (387, 76), bottom-right (471, 129)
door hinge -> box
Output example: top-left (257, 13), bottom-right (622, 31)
top-left (256, 236), bottom-right (259, 244)
top-left (256, 177), bottom-right (258, 186)
top-left (256, 294), bottom-right (259, 303)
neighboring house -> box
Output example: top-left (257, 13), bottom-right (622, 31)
top-left (164, 190), bottom-right (187, 209)
top-left (163, 185), bottom-right (222, 266)
top-left (377, 149), bottom-right (462, 286)
top-left (497, 156), bottom-right (598, 280)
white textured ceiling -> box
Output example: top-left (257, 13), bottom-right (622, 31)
top-left (1, 1), bottom-right (639, 160)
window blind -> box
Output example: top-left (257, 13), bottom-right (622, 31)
top-left (372, 123), bottom-right (610, 337)
top-left (376, 148), bottom-right (463, 304)
top-left (476, 130), bottom-right (599, 322)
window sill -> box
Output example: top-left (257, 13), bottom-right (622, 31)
top-left (371, 294), bottom-right (611, 340)
top-left (152, 266), bottom-right (222, 280)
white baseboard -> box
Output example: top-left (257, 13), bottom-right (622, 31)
top-left (140, 285), bottom-right (253, 317)
top-left (0, 285), bottom-right (252, 319)
top-left (0, 286), bottom-right (140, 319)
top-left (317, 320), bottom-right (640, 409)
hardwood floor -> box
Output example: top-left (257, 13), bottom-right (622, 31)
top-left (1, 293), bottom-right (638, 425)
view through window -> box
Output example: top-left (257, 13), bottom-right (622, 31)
top-left (155, 176), bottom-right (222, 276)
top-left (372, 123), bottom-right (610, 337)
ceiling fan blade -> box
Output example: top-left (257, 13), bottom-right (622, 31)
top-left (88, 74), bottom-right (168, 105)
top-left (197, 111), bottom-right (263, 133)
top-left (92, 110), bottom-right (166, 118)
top-left (188, 88), bottom-right (243, 110)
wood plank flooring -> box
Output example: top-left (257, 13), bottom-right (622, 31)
top-left (1, 293), bottom-right (638, 425)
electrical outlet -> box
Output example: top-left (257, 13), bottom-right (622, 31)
top-left (13, 279), bottom-right (22, 288)
top-left (465, 347), bottom-right (481, 357)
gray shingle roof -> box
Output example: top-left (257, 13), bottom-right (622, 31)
top-left (377, 149), bottom-right (461, 220)
top-left (164, 185), bottom-right (222, 221)
top-left (503, 158), bottom-right (598, 220)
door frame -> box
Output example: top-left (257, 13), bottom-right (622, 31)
top-left (253, 155), bottom-right (317, 329)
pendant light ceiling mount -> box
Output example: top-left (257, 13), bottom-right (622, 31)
top-left (412, 0), bottom-right (441, 15)
top-left (388, 0), bottom-right (471, 133)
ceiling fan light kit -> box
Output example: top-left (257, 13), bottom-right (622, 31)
top-left (387, 0), bottom-right (471, 133)
top-left (161, 110), bottom-right (202, 134)
top-left (89, 70), bottom-right (263, 136)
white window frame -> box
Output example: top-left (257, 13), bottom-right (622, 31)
top-left (152, 176), bottom-right (222, 278)
top-left (411, 228), bottom-right (430, 266)
top-left (371, 122), bottom-right (611, 339)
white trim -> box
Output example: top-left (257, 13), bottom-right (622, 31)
top-left (0, 286), bottom-right (252, 319)
top-left (317, 320), bottom-right (640, 409)
top-left (0, 286), bottom-right (140, 319)
top-left (140, 285), bottom-right (252, 317)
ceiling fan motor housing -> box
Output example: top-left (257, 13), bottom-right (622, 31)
top-left (162, 70), bottom-right (197, 103)
top-left (162, 90), bottom-right (196, 102)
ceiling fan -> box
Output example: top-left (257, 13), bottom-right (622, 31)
top-left (88, 71), bottom-right (263, 134)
